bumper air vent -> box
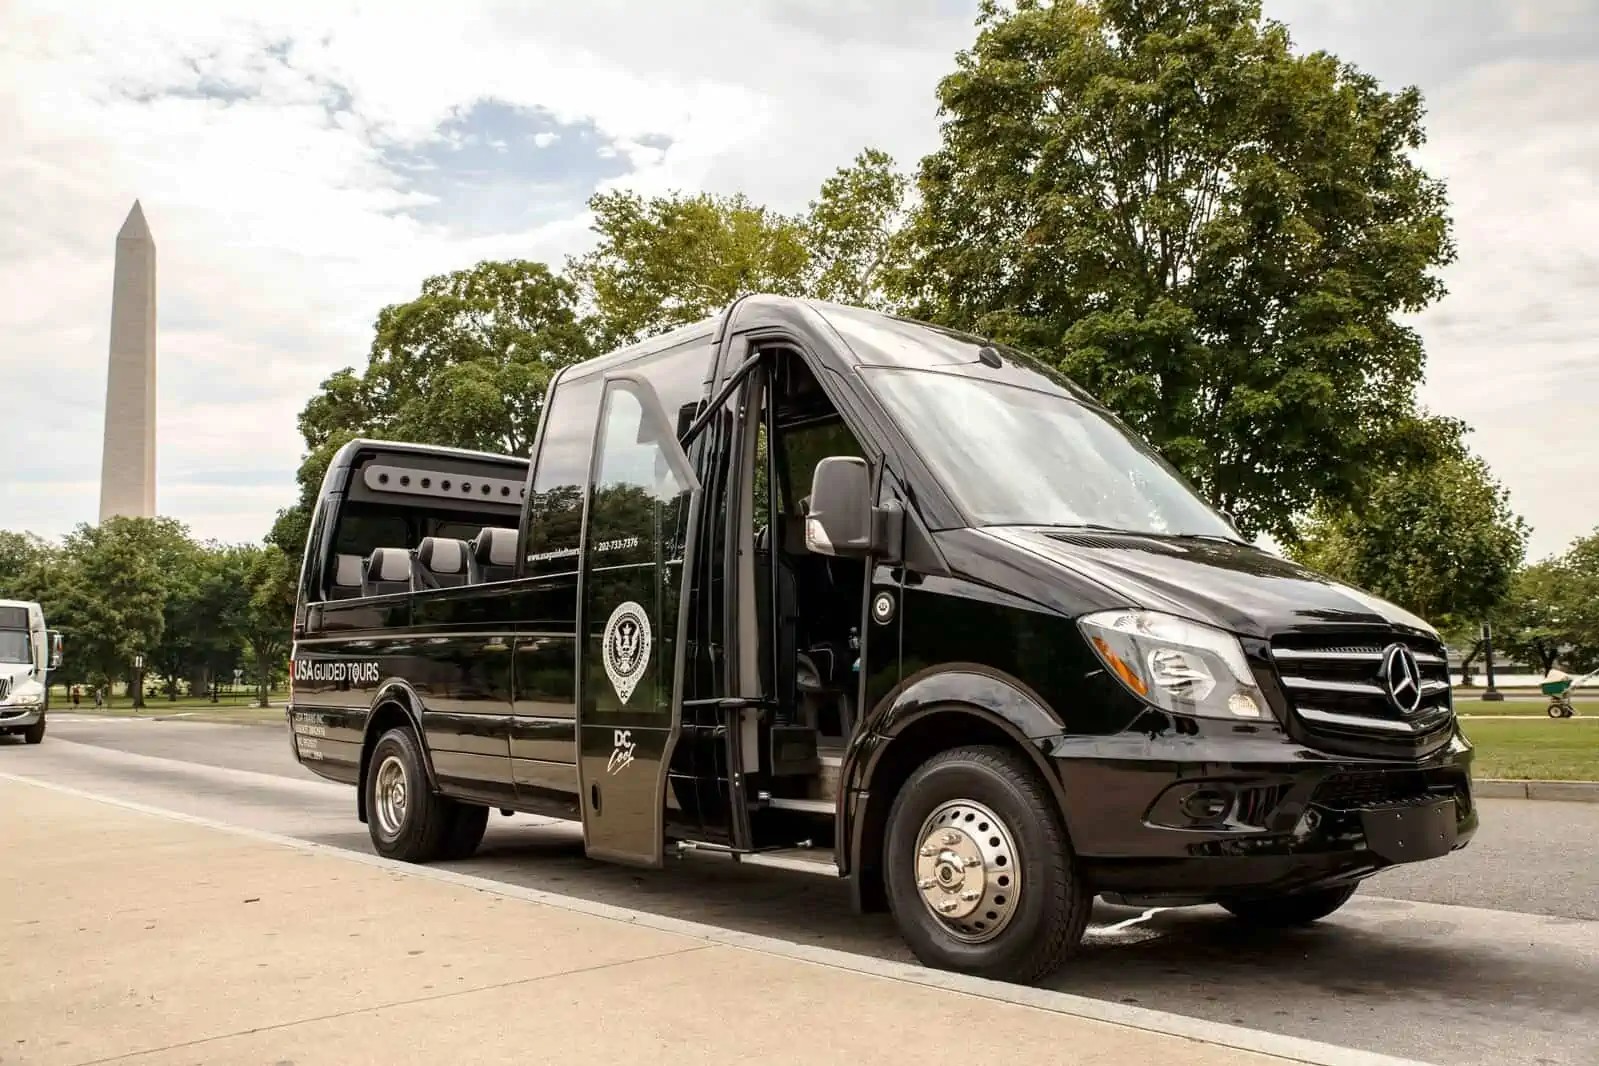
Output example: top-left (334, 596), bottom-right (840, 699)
top-left (1313, 768), bottom-right (1470, 815)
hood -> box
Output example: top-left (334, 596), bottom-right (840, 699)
top-left (1, 662), bottom-right (39, 693)
top-left (979, 527), bottom-right (1437, 640)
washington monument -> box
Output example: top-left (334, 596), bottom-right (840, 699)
top-left (98, 200), bottom-right (156, 521)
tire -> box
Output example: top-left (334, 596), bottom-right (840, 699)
top-left (883, 744), bottom-right (1090, 983)
top-left (1549, 702), bottom-right (1563, 718)
top-left (364, 726), bottom-right (452, 862)
top-left (441, 803), bottom-right (489, 860)
top-left (22, 718), bottom-right (45, 745)
top-left (1218, 884), bottom-right (1358, 927)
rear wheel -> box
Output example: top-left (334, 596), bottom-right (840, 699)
top-left (1218, 884), bottom-right (1358, 926)
top-left (364, 727), bottom-right (452, 862)
top-left (883, 745), bottom-right (1090, 983)
top-left (22, 717), bottom-right (45, 745)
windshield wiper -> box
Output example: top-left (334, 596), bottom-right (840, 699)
top-left (1169, 531), bottom-right (1246, 545)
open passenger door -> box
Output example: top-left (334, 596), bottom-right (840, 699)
top-left (575, 372), bottom-right (703, 867)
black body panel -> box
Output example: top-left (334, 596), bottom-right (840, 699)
top-left (289, 294), bottom-right (1475, 910)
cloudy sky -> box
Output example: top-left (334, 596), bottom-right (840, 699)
top-left (2, 0), bottom-right (1595, 562)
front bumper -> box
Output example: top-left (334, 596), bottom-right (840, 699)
top-left (1047, 723), bottom-right (1476, 901)
top-left (0, 705), bottom-right (44, 729)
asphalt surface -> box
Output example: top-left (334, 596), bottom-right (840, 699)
top-left (6, 714), bottom-right (1598, 1066)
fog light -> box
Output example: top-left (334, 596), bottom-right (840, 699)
top-left (1227, 691), bottom-right (1264, 718)
top-left (1181, 788), bottom-right (1232, 823)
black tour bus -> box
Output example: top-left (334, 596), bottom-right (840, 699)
top-left (287, 295), bottom-right (1476, 983)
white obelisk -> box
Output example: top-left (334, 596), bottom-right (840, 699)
top-left (98, 201), bottom-right (157, 521)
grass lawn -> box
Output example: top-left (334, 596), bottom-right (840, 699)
top-left (1461, 717), bottom-right (1599, 781)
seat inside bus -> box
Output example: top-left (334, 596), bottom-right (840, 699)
top-left (326, 525), bottom-right (521, 600)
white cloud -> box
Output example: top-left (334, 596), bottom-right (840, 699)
top-left (1, 0), bottom-right (1595, 568)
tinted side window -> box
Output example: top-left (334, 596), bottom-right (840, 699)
top-left (522, 336), bottom-right (712, 577)
top-left (524, 375), bottom-right (602, 577)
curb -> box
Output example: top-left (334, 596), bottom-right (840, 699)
top-left (1475, 778), bottom-right (1599, 803)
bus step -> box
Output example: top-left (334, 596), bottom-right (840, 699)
top-left (740, 847), bottom-right (840, 877)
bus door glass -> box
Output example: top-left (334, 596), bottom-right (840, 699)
top-left (575, 372), bottom-right (702, 867)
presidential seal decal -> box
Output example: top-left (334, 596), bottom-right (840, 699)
top-left (602, 600), bottom-right (651, 705)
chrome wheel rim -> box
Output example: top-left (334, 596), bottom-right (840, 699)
top-left (374, 754), bottom-right (408, 836)
top-left (912, 798), bottom-right (1021, 943)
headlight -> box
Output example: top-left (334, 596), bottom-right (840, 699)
top-left (5, 684), bottom-right (44, 708)
top-left (1078, 609), bottom-right (1266, 720)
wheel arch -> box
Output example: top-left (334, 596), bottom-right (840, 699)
top-left (356, 683), bottom-right (437, 824)
top-left (843, 666), bottom-right (1073, 915)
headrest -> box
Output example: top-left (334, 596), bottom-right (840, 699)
top-left (367, 548), bottom-right (413, 583)
top-left (473, 527), bottom-right (518, 567)
top-left (418, 537), bottom-right (468, 575)
top-left (332, 553), bottom-right (364, 587)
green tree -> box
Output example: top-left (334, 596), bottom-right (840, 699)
top-left (0, 530), bottom-right (59, 605)
top-left (1494, 529), bottom-right (1599, 675)
top-left (804, 148), bottom-right (912, 309)
top-left (46, 518), bottom-right (170, 693)
top-left (225, 544), bottom-right (295, 706)
top-left (892, 0), bottom-right (1456, 542)
top-left (568, 190), bottom-right (812, 349)
top-left (303, 259), bottom-right (594, 457)
top-left (1290, 418), bottom-right (1526, 629)
top-left (129, 522), bottom-right (216, 700)
top-left (277, 259), bottom-right (595, 569)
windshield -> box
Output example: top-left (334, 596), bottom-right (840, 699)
top-left (0, 630), bottom-right (31, 665)
top-left (863, 367), bottom-right (1239, 539)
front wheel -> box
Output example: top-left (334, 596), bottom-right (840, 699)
top-left (364, 727), bottom-right (453, 862)
top-left (1218, 884), bottom-right (1358, 927)
top-left (22, 717), bottom-right (45, 745)
top-left (883, 745), bottom-right (1091, 983)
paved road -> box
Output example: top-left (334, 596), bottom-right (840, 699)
top-left (6, 715), bottom-right (1597, 1066)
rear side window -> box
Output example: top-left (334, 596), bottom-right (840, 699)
top-left (523, 336), bottom-right (712, 576)
top-left (524, 375), bottom-right (603, 576)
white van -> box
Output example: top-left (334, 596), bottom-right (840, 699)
top-left (0, 599), bottom-right (64, 744)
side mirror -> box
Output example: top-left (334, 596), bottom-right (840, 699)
top-left (805, 457), bottom-right (902, 560)
top-left (48, 631), bottom-right (63, 669)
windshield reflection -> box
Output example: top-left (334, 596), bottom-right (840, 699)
top-left (862, 367), bottom-right (1239, 540)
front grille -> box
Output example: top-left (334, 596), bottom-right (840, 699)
top-left (0, 678), bottom-right (9, 701)
top-left (1270, 631), bottom-right (1456, 757)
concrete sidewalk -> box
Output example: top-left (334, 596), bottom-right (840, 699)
top-left (1, 780), bottom-right (1376, 1066)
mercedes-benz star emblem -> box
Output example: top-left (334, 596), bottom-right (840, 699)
top-left (1380, 643), bottom-right (1423, 715)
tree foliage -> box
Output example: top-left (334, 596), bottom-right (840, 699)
top-left (1491, 528), bottom-right (1599, 674)
top-left (0, 518), bottom-right (296, 701)
top-left (1289, 417), bottom-right (1527, 628)
top-left (804, 148), bottom-right (912, 309)
top-left (273, 151), bottom-right (914, 569)
top-left (300, 259), bottom-right (595, 459)
top-left (890, 0), bottom-right (1456, 543)
top-left (568, 190), bottom-right (812, 349)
